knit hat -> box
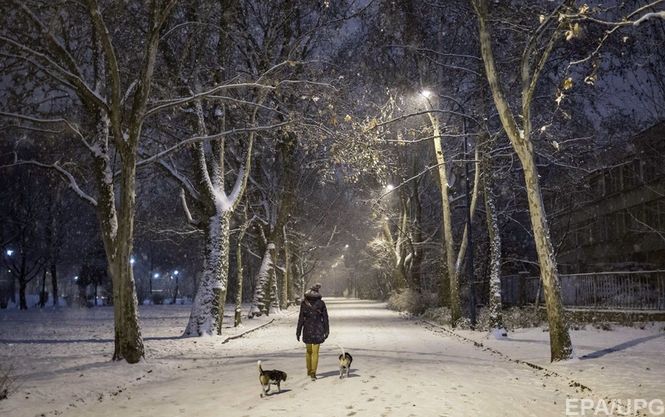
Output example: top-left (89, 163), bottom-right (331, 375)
top-left (305, 283), bottom-right (322, 299)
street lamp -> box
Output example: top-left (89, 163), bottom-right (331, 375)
top-left (150, 272), bottom-right (159, 296)
top-left (172, 270), bottom-right (179, 304)
top-left (420, 89), bottom-right (459, 321)
top-left (461, 108), bottom-right (477, 328)
top-left (4, 249), bottom-right (14, 275)
top-left (419, 89), bottom-right (476, 326)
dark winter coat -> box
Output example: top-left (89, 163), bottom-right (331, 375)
top-left (296, 291), bottom-right (329, 345)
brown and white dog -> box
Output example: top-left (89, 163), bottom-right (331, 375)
top-left (258, 360), bottom-right (287, 397)
top-left (338, 346), bottom-right (353, 379)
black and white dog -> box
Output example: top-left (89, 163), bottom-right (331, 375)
top-left (338, 346), bottom-right (353, 379)
top-left (257, 360), bottom-right (287, 397)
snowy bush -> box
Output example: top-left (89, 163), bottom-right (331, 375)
top-left (423, 306), bottom-right (544, 330)
top-left (386, 288), bottom-right (437, 315)
top-left (422, 306), bottom-right (452, 324)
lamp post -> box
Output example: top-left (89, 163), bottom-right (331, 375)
top-left (461, 108), bottom-right (477, 328)
top-left (172, 270), bottom-right (179, 304)
top-left (151, 273), bottom-right (158, 297)
top-left (4, 249), bottom-right (18, 307)
top-left (421, 90), bottom-right (461, 324)
top-left (420, 90), bottom-right (476, 327)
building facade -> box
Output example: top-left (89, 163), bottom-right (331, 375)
top-left (552, 122), bottom-right (665, 274)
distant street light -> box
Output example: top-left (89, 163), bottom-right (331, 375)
top-left (4, 249), bottom-right (14, 274)
top-left (149, 272), bottom-right (159, 296)
top-left (172, 270), bottom-right (180, 304)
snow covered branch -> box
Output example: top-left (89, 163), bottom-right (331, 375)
top-left (145, 82), bottom-right (278, 118)
top-left (633, 10), bottom-right (665, 26)
top-left (136, 121), bottom-right (290, 168)
top-left (179, 188), bottom-right (200, 227)
top-left (11, 160), bottom-right (97, 207)
top-left (0, 35), bottom-right (108, 112)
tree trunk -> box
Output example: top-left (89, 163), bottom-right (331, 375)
top-left (408, 178), bottom-right (423, 292)
top-left (483, 162), bottom-right (505, 335)
top-left (19, 275), bottom-right (27, 311)
top-left (179, 79), bottom-right (257, 335)
top-left (50, 263), bottom-right (58, 307)
top-left (47, 188), bottom-right (61, 307)
top-left (520, 154), bottom-right (572, 360)
top-left (109, 154), bottom-right (144, 363)
top-left (273, 130), bottom-right (298, 309)
top-left (183, 210), bottom-right (231, 336)
top-left (249, 244), bottom-right (276, 317)
top-left (283, 225), bottom-right (292, 307)
top-left (268, 244), bottom-right (280, 314)
top-left (234, 207), bottom-right (249, 327)
top-left (381, 217), bottom-right (407, 291)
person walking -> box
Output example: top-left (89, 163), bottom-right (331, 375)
top-left (296, 283), bottom-right (329, 380)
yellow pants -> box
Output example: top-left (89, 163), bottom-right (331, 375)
top-left (306, 344), bottom-right (320, 377)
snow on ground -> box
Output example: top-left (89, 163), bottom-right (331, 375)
top-left (0, 298), bottom-right (663, 417)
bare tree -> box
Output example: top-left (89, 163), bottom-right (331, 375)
top-left (0, 0), bottom-right (180, 362)
top-left (472, 0), bottom-right (574, 361)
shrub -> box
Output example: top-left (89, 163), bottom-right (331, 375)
top-left (387, 288), bottom-right (437, 315)
top-left (423, 305), bottom-right (544, 330)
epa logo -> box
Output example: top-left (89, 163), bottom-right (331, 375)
top-left (566, 398), bottom-right (665, 416)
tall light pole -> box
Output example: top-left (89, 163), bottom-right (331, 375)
top-left (461, 107), bottom-right (477, 328)
top-left (172, 270), bottom-right (179, 304)
top-left (421, 90), bottom-right (476, 327)
top-left (421, 90), bottom-right (461, 325)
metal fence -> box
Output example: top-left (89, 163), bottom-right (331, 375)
top-left (501, 271), bottom-right (665, 310)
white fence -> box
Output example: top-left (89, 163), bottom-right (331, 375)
top-left (501, 271), bottom-right (665, 310)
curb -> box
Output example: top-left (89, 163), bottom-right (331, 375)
top-left (421, 320), bottom-right (595, 395)
top-left (221, 318), bottom-right (276, 344)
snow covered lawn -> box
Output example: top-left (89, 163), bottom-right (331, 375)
top-left (1, 298), bottom-right (663, 417)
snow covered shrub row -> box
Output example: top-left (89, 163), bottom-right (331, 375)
top-left (423, 305), bottom-right (543, 330)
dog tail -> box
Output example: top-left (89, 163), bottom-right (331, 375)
top-left (337, 344), bottom-right (345, 357)
top-left (257, 360), bottom-right (263, 373)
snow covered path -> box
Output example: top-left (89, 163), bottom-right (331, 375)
top-left (1, 298), bottom-right (663, 417)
